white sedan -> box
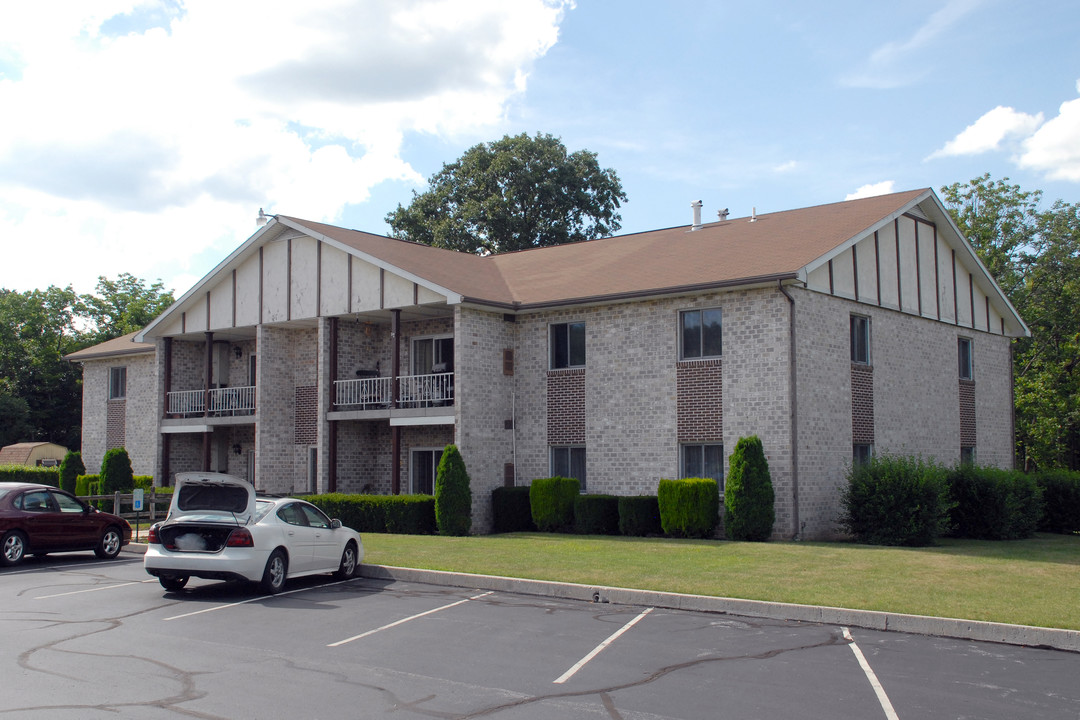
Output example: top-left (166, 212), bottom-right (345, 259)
top-left (144, 473), bottom-right (363, 594)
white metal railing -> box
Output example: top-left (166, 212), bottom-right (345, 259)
top-left (208, 385), bottom-right (256, 415)
top-left (167, 389), bottom-right (205, 416)
top-left (398, 372), bottom-right (454, 409)
top-left (334, 376), bottom-right (392, 408)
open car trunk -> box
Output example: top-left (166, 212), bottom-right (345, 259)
top-left (157, 522), bottom-right (238, 553)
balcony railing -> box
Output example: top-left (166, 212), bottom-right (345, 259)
top-left (167, 386), bottom-right (256, 418)
top-left (333, 372), bottom-right (454, 410)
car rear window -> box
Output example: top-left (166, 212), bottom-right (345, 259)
top-left (177, 484), bottom-right (249, 513)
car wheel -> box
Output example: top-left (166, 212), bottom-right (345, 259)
top-left (1, 531), bottom-right (27, 567)
top-left (260, 550), bottom-right (288, 594)
top-left (335, 542), bottom-right (358, 580)
top-left (95, 526), bottom-right (123, 559)
top-left (159, 575), bottom-right (189, 591)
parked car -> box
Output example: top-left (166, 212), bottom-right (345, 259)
top-left (0, 482), bottom-right (132, 566)
top-left (144, 472), bottom-right (363, 594)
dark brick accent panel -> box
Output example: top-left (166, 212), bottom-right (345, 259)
top-left (959, 379), bottom-right (976, 447)
top-left (851, 364), bottom-right (875, 444)
top-left (547, 369), bottom-right (585, 444)
top-left (677, 359), bottom-right (722, 442)
top-left (294, 385), bottom-right (317, 445)
top-left (106, 399), bottom-right (126, 450)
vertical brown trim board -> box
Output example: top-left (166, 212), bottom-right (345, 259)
top-left (259, 247), bottom-right (265, 325)
top-left (348, 256), bottom-right (353, 314)
top-left (231, 269), bottom-right (237, 328)
top-left (894, 219), bottom-right (903, 309)
top-left (286, 238), bottom-right (292, 322)
top-left (969, 273), bottom-right (975, 329)
top-left (934, 226), bottom-right (941, 320)
top-left (874, 231), bottom-right (882, 306)
top-left (852, 245), bottom-right (860, 301)
top-left (952, 249), bottom-right (959, 324)
top-left (914, 222), bottom-right (922, 316)
top-left (828, 260), bottom-right (834, 295)
top-left (316, 241), bottom-right (322, 317)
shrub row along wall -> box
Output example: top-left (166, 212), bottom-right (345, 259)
top-left (301, 494), bottom-right (436, 535)
top-left (0, 466), bottom-right (60, 486)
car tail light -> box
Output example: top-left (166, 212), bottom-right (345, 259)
top-left (226, 527), bottom-right (254, 547)
top-left (147, 525), bottom-right (160, 544)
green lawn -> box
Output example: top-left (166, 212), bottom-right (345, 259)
top-left (363, 532), bottom-right (1080, 631)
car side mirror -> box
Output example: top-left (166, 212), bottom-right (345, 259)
top-left (330, 519), bottom-right (342, 530)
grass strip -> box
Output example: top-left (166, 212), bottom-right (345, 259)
top-left (364, 532), bottom-right (1080, 630)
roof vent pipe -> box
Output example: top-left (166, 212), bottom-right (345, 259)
top-left (750, 207), bottom-right (757, 223)
top-left (718, 208), bottom-right (730, 221)
top-left (690, 200), bottom-right (703, 231)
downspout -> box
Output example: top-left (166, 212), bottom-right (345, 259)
top-left (777, 281), bottom-right (801, 540)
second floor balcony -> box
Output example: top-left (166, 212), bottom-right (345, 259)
top-left (167, 386), bottom-right (256, 418)
top-left (334, 372), bottom-right (454, 410)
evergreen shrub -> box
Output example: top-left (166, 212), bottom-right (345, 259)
top-left (618, 496), bottom-right (661, 536)
top-left (573, 494), bottom-right (620, 535)
top-left (59, 451), bottom-right (85, 493)
top-left (946, 465), bottom-right (1042, 540)
top-left (300, 494), bottom-right (436, 534)
top-left (1034, 470), bottom-right (1080, 533)
top-left (724, 435), bottom-right (775, 541)
top-left (658, 477), bottom-right (720, 538)
top-left (434, 444), bottom-right (472, 536)
top-left (840, 455), bottom-right (952, 546)
top-left (492, 486), bottom-right (534, 532)
top-left (529, 477), bottom-right (580, 532)
top-left (0, 465), bottom-right (60, 486)
top-left (100, 448), bottom-right (134, 494)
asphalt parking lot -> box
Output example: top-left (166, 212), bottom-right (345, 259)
top-left (3, 552), bottom-right (1079, 719)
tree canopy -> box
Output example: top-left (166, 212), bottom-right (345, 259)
top-left (942, 174), bottom-right (1080, 470)
top-left (385, 132), bottom-right (627, 255)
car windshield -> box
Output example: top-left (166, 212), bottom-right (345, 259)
top-left (177, 483), bottom-right (249, 513)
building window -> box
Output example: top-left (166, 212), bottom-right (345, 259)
top-left (680, 443), bottom-right (725, 487)
top-left (960, 446), bottom-right (976, 465)
top-left (958, 338), bottom-right (973, 380)
top-left (853, 443), bottom-right (873, 467)
top-left (109, 366), bottom-right (127, 399)
top-left (550, 446), bottom-right (586, 491)
top-left (680, 308), bottom-right (723, 359)
top-left (410, 448), bottom-right (443, 495)
top-left (550, 322), bottom-right (586, 369)
top-left (413, 335), bottom-right (454, 375)
top-left (850, 315), bottom-right (870, 365)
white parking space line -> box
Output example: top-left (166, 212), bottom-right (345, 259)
top-left (164, 578), bottom-right (357, 621)
top-left (36, 579), bottom-right (157, 599)
top-left (554, 607), bottom-right (654, 684)
top-left (328, 591), bottom-right (494, 647)
top-left (843, 627), bottom-right (900, 720)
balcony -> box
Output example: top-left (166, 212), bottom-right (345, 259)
top-left (334, 372), bottom-right (454, 410)
top-left (167, 386), bottom-right (256, 418)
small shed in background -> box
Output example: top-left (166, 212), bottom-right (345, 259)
top-left (0, 442), bottom-right (70, 467)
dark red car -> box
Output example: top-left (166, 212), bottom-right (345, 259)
top-left (0, 482), bottom-right (132, 567)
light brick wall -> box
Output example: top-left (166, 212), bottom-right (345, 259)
top-left (78, 352), bottom-right (158, 477)
top-left (255, 325), bottom-right (318, 493)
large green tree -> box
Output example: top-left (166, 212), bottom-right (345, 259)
top-left (385, 132), bottom-right (627, 255)
top-left (942, 175), bottom-right (1080, 470)
top-left (78, 272), bottom-right (174, 344)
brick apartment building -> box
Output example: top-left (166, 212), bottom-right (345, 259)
top-left (66, 188), bottom-right (1028, 538)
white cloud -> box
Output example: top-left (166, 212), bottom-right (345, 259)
top-left (0, 0), bottom-right (571, 293)
top-left (927, 106), bottom-right (1044, 159)
top-left (773, 160), bottom-right (799, 174)
top-left (1018, 81), bottom-right (1080, 181)
top-left (842, 0), bottom-right (984, 89)
top-left (846, 181), bottom-right (895, 200)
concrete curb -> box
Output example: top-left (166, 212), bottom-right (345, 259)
top-left (359, 564), bottom-right (1080, 654)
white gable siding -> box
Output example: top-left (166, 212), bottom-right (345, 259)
top-left (236, 253), bottom-right (261, 326)
top-left (351, 256), bottom-right (381, 311)
top-left (321, 244), bottom-right (350, 316)
top-left (263, 240), bottom-right (289, 323)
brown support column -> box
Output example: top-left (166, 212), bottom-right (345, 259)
top-left (204, 331), bottom-right (214, 418)
top-left (391, 425), bottom-right (401, 495)
top-left (161, 434), bottom-right (171, 487)
top-left (163, 337), bottom-right (172, 417)
top-left (329, 316), bottom-right (338, 494)
top-left (202, 432), bottom-right (212, 472)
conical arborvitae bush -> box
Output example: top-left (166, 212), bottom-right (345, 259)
top-left (724, 435), bottom-right (775, 541)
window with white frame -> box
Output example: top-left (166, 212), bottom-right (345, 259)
top-left (550, 446), bottom-right (586, 491)
top-left (550, 322), bottom-right (586, 369)
top-left (413, 335), bottom-right (454, 375)
top-left (680, 443), bottom-right (724, 487)
top-left (850, 315), bottom-right (870, 365)
top-left (958, 337), bottom-right (973, 380)
top-left (109, 366), bottom-right (127, 399)
top-left (411, 448), bottom-right (444, 495)
top-left (680, 308), bottom-right (723, 360)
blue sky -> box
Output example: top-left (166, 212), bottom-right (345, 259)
top-left (1, 0), bottom-right (1078, 296)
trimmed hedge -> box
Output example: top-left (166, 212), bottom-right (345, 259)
top-left (946, 465), bottom-right (1042, 540)
top-left (435, 444), bottom-right (471, 536)
top-left (618, 496), bottom-right (661, 536)
top-left (840, 455), bottom-right (952, 546)
top-left (1035, 470), bottom-right (1080, 534)
top-left (658, 477), bottom-right (720, 538)
top-left (492, 486), bottom-right (535, 533)
top-left (724, 435), bottom-right (775, 541)
top-left (574, 494), bottom-right (620, 535)
top-left (0, 465), bottom-right (60, 486)
top-left (299, 493), bottom-right (436, 535)
top-left (530, 477), bottom-right (580, 532)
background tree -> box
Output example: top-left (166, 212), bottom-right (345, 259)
top-left (78, 272), bottom-right (174, 344)
top-left (386, 132), bottom-right (627, 255)
top-left (942, 176), bottom-right (1080, 469)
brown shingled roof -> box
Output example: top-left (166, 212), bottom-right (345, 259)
top-left (287, 189), bottom-right (929, 309)
top-left (64, 330), bottom-right (155, 362)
